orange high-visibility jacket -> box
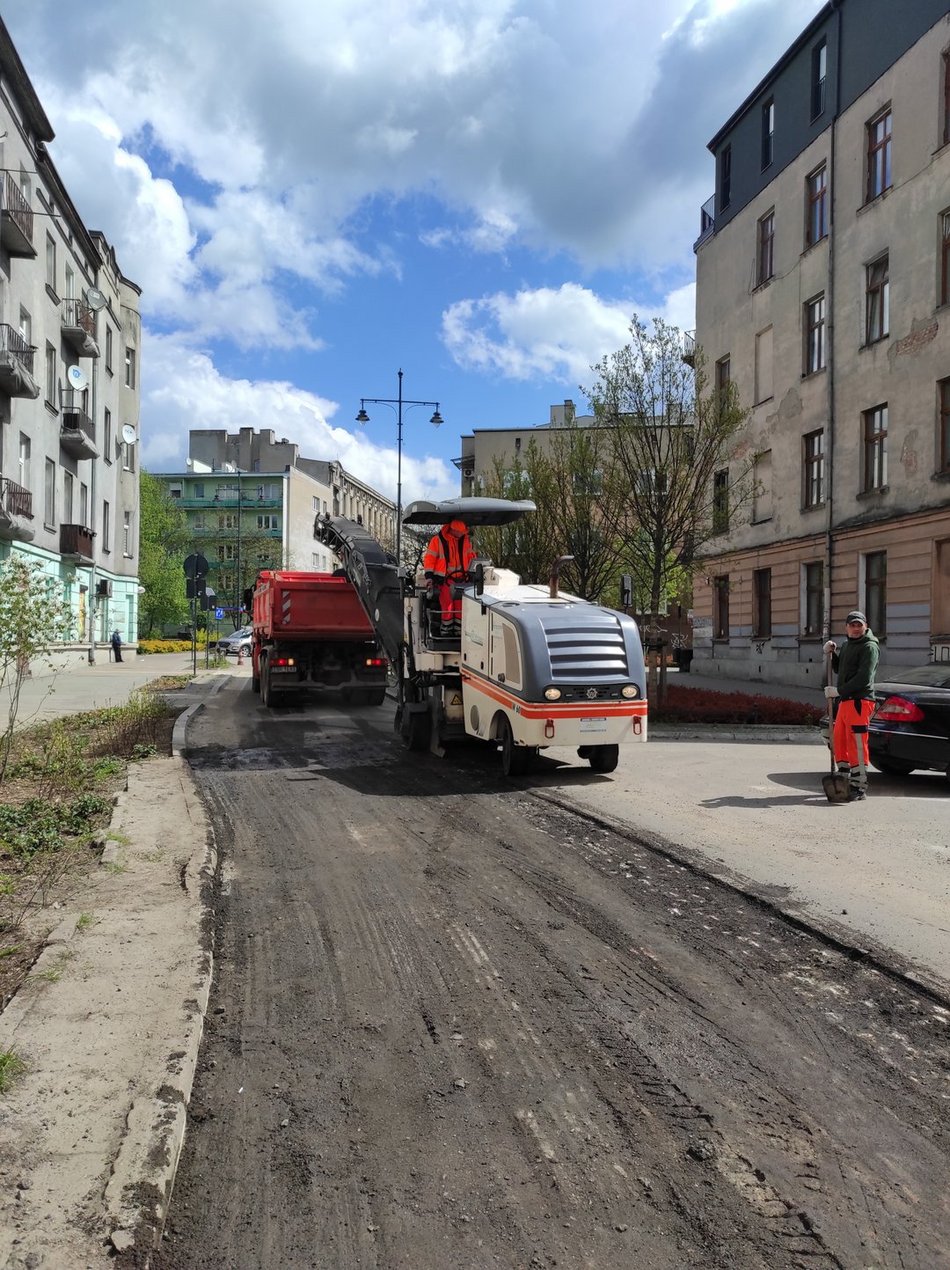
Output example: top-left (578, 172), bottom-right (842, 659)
top-left (422, 520), bottom-right (476, 579)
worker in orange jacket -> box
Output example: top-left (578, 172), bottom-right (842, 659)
top-left (422, 520), bottom-right (476, 634)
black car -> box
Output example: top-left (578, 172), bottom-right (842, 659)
top-left (868, 664), bottom-right (950, 783)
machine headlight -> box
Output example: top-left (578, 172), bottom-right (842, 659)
top-left (544, 687), bottom-right (562, 701)
top-left (621, 684), bottom-right (639, 699)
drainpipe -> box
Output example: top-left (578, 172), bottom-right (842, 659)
top-left (823, 0), bottom-right (843, 642)
top-left (87, 354), bottom-right (98, 664)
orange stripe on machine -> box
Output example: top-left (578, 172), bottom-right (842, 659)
top-left (461, 670), bottom-right (647, 720)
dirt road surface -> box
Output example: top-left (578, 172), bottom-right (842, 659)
top-left (154, 680), bottom-right (950, 1269)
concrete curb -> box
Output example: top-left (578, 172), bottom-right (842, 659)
top-left (649, 723), bottom-right (823, 744)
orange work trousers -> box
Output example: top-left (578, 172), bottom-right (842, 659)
top-left (832, 697), bottom-right (873, 770)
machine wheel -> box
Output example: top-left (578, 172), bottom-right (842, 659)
top-left (401, 706), bottom-right (431, 751)
top-left (500, 716), bottom-right (531, 777)
top-left (260, 656), bottom-right (276, 708)
top-left (587, 744), bottom-right (619, 774)
top-left (869, 755), bottom-right (915, 776)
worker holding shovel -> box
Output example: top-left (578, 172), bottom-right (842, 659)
top-left (823, 611), bottom-right (880, 802)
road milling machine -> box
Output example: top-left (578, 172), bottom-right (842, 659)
top-left (315, 497), bottom-right (648, 776)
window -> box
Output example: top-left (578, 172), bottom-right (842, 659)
top-left (18, 306), bottom-right (31, 345)
top-left (754, 326), bottom-right (774, 403)
top-left (64, 264), bottom-right (74, 299)
top-left (63, 471), bottom-right (74, 523)
top-left (757, 210), bottom-right (775, 285)
top-left (125, 347), bottom-right (136, 389)
top-left (713, 576), bottom-right (730, 640)
top-left (123, 510), bottom-right (132, 556)
top-left (45, 233), bottom-right (56, 292)
top-left (44, 458), bottom-right (55, 527)
top-left (719, 144), bottom-right (732, 210)
top-left (104, 409), bottom-right (112, 461)
top-left (218, 544), bottom-right (237, 561)
top-left (105, 326), bottom-right (113, 373)
top-left (193, 515), bottom-right (205, 529)
top-left (715, 355), bottom-right (731, 392)
top-left (122, 441), bottom-right (135, 472)
top-left (804, 562), bottom-right (824, 636)
top-left (312, 496), bottom-right (320, 512)
top-left (865, 255), bottom-right (889, 344)
top-left (761, 99), bottom-right (774, 169)
top-left (811, 39), bottom-right (827, 119)
top-left (18, 433), bottom-right (30, 490)
top-left (940, 209), bottom-right (950, 307)
top-left (939, 378), bottom-right (950, 473)
top-left (866, 108), bottom-right (892, 200)
top-left (712, 469), bottom-right (729, 533)
top-left (803, 429), bottom-right (825, 508)
top-left (257, 514), bottom-right (278, 529)
top-left (753, 569), bottom-right (772, 639)
top-left (80, 482), bottom-right (88, 524)
top-left (193, 483), bottom-right (205, 499)
top-left (864, 551), bottom-right (886, 636)
top-left (804, 294), bottom-right (826, 374)
top-left (805, 164), bottom-right (827, 246)
top-left (45, 342), bottom-right (56, 404)
top-left (102, 500), bottom-right (111, 552)
top-left (942, 50), bottom-right (950, 148)
top-left (753, 449), bottom-right (772, 522)
top-left (863, 404), bottom-right (888, 491)
top-left (218, 514), bottom-right (238, 530)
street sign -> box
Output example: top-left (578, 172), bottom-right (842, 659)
top-left (215, 607), bottom-right (224, 620)
top-left (183, 553), bottom-right (209, 580)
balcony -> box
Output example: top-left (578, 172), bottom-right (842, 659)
top-left (682, 330), bottom-right (696, 367)
top-left (694, 194), bottom-right (715, 251)
top-left (60, 297), bottom-right (100, 358)
top-left (60, 523), bottom-right (96, 563)
top-left (0, 173), bottom-right (35, 257)
top-left (0, 324), bottom-right (39, 399)
top-left (60, 388), bottom-right (99, 460)
top-left (0, 477), bottom-right (34, 542)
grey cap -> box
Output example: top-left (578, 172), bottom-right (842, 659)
top-left (845, 610), bottom-right (867, 625)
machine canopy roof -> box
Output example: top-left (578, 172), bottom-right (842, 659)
top-left (401, 497), bottom-right (536, 527)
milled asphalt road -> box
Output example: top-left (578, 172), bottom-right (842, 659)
top-left (0, 653), bottom-right (946, 1266)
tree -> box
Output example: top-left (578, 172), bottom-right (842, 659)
top-left (0, 555), bottom-right (71, 780)
top-left (138, 471), bottom-right (190, 636)
top-left (586, 315), bottom-right (752, 630)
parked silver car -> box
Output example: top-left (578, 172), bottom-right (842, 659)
top-left (216, 626), bottom-right (253, 656)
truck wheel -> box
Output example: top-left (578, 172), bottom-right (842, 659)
top-left (588, 744), bottom-right (619, 773)
top-left (401, 707), bottom-right (430, 751)
top-left (500, 716), bottom-right (531, 777)
top-left (260, 656), bottom-right (275, 708)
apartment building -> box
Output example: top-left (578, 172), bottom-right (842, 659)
top-left (457, 401), bottom-right (591, 493)
top-left (692, 0), bottom-right (950, 686)
top-left (0, 18), bottom-right (142, 662)
top-left (156, 427), bottom-right (395, 622)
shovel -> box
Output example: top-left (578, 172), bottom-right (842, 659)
top-left (821, 653), bottom-right (850, 803)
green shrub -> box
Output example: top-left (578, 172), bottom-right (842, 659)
top-left (0, 794), bottom-right (111, 860)
top-left (138, 638), bottom-right (206, 655)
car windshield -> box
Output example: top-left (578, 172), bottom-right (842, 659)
top-left (884, 665), bottom-right (950, 689)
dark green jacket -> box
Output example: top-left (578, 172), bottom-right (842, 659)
top-left (832, 630), bottom-right (880, 700)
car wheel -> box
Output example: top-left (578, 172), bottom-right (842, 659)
top-left (869, 756), bottom-right (916, 776)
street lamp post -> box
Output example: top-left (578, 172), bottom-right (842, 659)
top-left (356, 369), bottom-right (443, 566)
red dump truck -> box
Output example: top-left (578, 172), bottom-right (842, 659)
top-left (249, 569), bottom-right (388, 708)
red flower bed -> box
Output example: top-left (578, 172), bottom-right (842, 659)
top-left (651, 684), bottom-right (822, 726)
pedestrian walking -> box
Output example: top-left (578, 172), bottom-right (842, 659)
top-left (824, 611), bottom-right (879, 801)
top-left (111, 629), bottom-right (123, 663)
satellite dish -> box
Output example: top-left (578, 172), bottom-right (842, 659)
top-left (85, 287), bottom-right (108, 312)
top-left (66, 365), bottom-right (88, 391)
top-left (121, 423), bottom-right (137, 445)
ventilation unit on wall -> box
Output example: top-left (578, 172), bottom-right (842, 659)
top-left (96, 579), bottom-right (113, 598)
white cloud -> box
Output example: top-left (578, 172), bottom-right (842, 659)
top-left (441, 281), bottom-right (695, 383)
top-left (141, 333), bottom-right (457, 501)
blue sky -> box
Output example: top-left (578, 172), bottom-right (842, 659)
top-left (7, 0), bottom-right (823, 501)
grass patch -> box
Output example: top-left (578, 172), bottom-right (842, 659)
top-left (0, 1049), bottom-right (26, 1094)
top-left (0, 690), bottom-right (180, 1006)
top-left (652, 684), bottom-right (822, 726)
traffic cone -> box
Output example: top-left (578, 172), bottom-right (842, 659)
top-left (237, 646), bottom-right (245, 666)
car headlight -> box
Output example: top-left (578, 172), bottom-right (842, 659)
top-left (544, 687), bottom-right (562, 701)
top-left (621, 684), bottom-right (639, 699)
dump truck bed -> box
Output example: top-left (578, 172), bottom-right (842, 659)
top-left (252, 570), bottom-right (376, 641)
